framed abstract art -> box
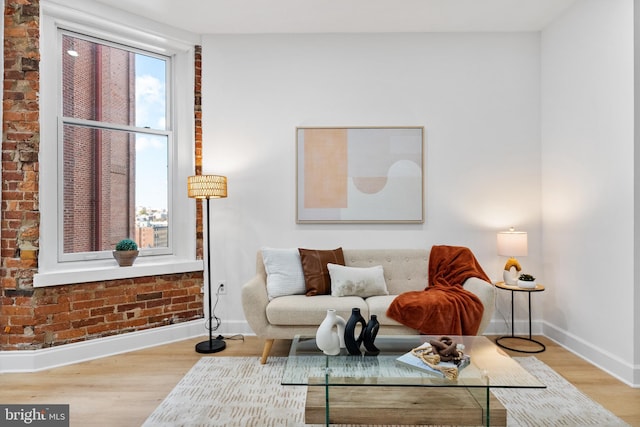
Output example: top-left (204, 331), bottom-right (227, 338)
top-left (296, 126), bottom-right (424, 223)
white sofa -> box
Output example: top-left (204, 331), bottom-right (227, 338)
top-left (241, 248), bottom-right (496, 364)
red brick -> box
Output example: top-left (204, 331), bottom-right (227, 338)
top-left (86, 323), bottom-right (114, 335)
top-left (72, 299), bottom-right (106, 310)
top-left (146, 298), bottom-right (170, 309)
top-left (91, 306), bottom-right (115, 316)
top-left (55, 329), bottom-right (86, 341)
top-left (166, 303), bottom-right (188, 312)
top-left (72, 317), bottom-right (104, 328)
top-left (117, 303), bottom-right (145, 313)
top-left (2, 305), bottom-right (32, 316)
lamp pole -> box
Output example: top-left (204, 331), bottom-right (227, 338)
top-left (195, 197), bottom-right (226, 353)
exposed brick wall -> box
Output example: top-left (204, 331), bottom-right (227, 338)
top-left (0, 0), bottom-right (204, 351)
top-left (3, 273), bottom-right (203, 349)
top-left (194, 45), bottom-right (204, 259)
top-left (2, 0), bottom-right (40, 290)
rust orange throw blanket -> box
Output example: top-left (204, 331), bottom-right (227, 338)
top-left (386, 245), bottom-right (490, 335)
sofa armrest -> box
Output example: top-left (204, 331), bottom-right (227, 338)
top-left (241, 274), bottom-right (271, 337)
top-left (463, 277), bottom-right (496, 334)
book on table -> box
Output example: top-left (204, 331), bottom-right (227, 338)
top-left (396, 350), bottom-right (470, 378)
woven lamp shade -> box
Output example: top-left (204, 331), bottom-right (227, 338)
top-left (187, 175), bottom-right (227, 199)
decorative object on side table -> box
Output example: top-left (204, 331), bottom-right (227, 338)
top-left (517, 273), bottom-right (537, 289)
top-left (344, 307), bottom-right (367, 355)
top-left (497, 227), bottom-right (528, 285)
top-left (316, 309), bottom-right (346, 355)
top-left (113, 238), bottom-right (139, 267)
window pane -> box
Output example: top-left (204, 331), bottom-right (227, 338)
top-left (134, 133), bottom-right (169, 249)
top-left (62, 124), bottom-right (168, 253)
top-left (62, 34), bottom-right (167, 130)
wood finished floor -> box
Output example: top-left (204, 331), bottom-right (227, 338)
top-left (0, 335), bottom-right (638, 426)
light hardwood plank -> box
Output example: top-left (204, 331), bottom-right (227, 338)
top-left (0, 335), bottom-right (637, 426)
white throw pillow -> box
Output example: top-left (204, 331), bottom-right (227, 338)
top-left (262, 248), bottom-right (306, 300)
top-left (327, 263), bottom-right (389, 298)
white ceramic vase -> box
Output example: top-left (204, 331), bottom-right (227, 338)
top-left (315, 309), bottom-right (346, 355)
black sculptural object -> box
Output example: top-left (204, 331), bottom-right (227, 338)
top-left (363, 314), bottom-right (380, 355)
top-left (344, 307), bottom-right (366, 355)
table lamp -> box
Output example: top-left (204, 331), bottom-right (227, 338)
top-left (188, 174), bottom-right (227, 353)
top-left (497, 227), bottom-right (527, 286)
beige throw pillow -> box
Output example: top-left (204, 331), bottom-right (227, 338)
top-left (327, 263), bottom-right (389, 298)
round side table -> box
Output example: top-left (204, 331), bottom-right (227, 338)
top-left (494, 281), bottom-right (546, 353)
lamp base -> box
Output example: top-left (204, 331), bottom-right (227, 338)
top-left (503, 257), bottom-right (522, 286)
top-left (195, 338), bottom-right (226, 354)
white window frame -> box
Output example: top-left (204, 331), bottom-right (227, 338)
top-left (36, 0), bottom-right (202, 287)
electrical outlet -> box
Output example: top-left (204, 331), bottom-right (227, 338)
top-left (217, 281), bottom-right (226, 295)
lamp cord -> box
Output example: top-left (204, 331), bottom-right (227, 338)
top-left (206, 284), bottom-right (223, 332)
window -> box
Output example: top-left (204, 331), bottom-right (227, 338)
top-left (37, 2), bottom-right (201, 286)
top-left (60, 32), bottom-right (170, 259)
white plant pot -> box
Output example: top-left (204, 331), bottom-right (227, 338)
top-left (517, 279), bottom-right (537, 289)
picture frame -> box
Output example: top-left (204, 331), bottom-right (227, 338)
top-left (296, 126), bottom-right (424, 224)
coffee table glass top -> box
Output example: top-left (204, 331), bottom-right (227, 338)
top-left (282, 335), bottom-right (545, 389)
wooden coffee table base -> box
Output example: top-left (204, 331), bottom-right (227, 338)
top-left (305, 386), bottom-right (507, 426)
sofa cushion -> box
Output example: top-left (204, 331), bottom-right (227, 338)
top-left (366, 295), bottom-right (406, 326)
top-left (299, 247), bottom-right (345, 296)
top-left (262, 247), bottom-right (306, 300)
top-left (266, 295), bottom-right (367, 325)
top-left (327, 263), bottom-right (389, 298)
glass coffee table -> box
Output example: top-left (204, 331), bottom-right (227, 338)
top-left (281, 335), bottom-right (545, 426)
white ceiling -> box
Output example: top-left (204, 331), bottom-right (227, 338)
top-left (92, 0), bottom-right (579, 35)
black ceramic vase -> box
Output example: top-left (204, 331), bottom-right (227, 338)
top-left (363, 314), bottom-right (380, 355)
top-left (344, 307), bottom-right (366, 355)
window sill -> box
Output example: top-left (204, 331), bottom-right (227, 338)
top-left (33, 257), bottom-right (204, 288)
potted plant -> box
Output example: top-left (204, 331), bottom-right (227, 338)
top-left (517, 273), bottom-right (536, 289)
top-left (113, 238), bottom-right (139, 267)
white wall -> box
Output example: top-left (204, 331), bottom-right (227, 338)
top-left (541, 0), bottom-right (636, 385)
top-left (200, 33), bottom-right (542, 334)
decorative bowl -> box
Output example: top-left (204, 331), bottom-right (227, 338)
top-left (517, 279), bottom-right (537, 289)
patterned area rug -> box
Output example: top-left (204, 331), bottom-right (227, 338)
top-left (142, 356), bottom-right (628, 427)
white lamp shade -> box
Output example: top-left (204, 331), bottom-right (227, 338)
top-left (497, 229), bottom-right (528, 257)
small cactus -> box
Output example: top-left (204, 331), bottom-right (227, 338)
top-left (518, 273), bottom-right (536, 281)
top-left (115, 239), bottom-right (138, 251)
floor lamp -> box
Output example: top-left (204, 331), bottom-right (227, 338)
top-left (187, 174), bottom-right (228, 354)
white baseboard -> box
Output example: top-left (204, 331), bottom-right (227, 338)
top-left (543, 322), bottom-right (638, 388)
top-left (0, 320), bottom-right (205, 373)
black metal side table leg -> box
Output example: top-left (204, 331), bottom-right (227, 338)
top-left (496, 287), bottom-right (545, 353)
